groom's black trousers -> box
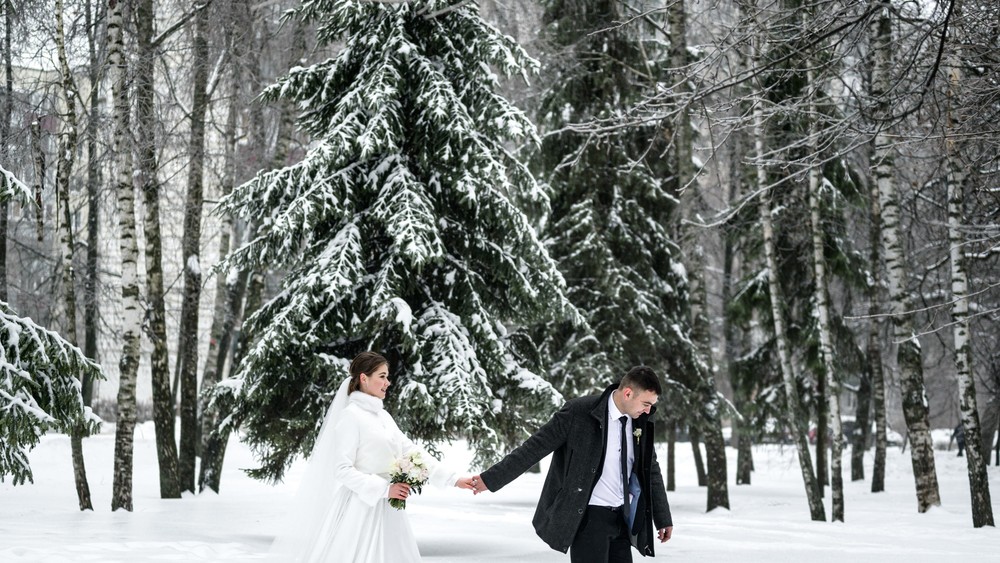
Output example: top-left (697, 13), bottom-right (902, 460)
top-left (570, 505), bottom-right (632, 563)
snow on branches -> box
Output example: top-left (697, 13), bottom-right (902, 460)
top-left (215, 0), bottom-right (578, 480)
top-left (1, 164), bottom-right (32, 205)
top-left (0, 302), bottom-right (103, 485)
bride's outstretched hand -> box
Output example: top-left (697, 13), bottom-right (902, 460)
top-left (455, 476), bottom-right (477, 490)
top-left (469, 475), bottom-right (489, 494)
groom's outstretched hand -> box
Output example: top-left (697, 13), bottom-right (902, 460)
top-left (455, 476), bottom-right (477, 490)
top-left (469, 474), bottom-right (489, 494)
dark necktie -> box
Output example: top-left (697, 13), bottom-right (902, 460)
top-left (619, 415), bottom-right (629, 508)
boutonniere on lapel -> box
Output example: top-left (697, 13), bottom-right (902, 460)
top-left (633, 428), bottom-right (642, 440)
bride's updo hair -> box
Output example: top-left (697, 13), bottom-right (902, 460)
top-left (348, 351), bottom-right (389, 394)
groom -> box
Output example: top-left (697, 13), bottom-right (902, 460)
top-left (471, 366), bottom-right (672, 562)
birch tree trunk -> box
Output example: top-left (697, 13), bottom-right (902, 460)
top-left (56, 0), bottom-right (94, 512)
top-left (198, 243), bottom-right (252, 493)
top-left (815, 364), bottom-right (828, 490)
top-left (177, 1), bottom-right (210, 494)
top-left (669, 0), bottom-right (692, 198)
top-left (754, 30), bottom-right (824, 518)
top-left (851, 370), bottom-right (871, 481)
top-left (109, 0), bottom-right (142, 512)
top-left (136, 0), bottom-right (181, 499)
top-left (945, 39), bottom-right (994, 527)
top-left (199, 84), bottom-right (237, 491)
top-left (202, 209), bottom-right (272, 489)
top-left (83, 0), bottom-right (104, 405)
top-left (197, 131), bottom-right (236, 490)
top-left (807, 70), bottom-right (844, 519)
top-left (981, 367), bottom-right (1000, 467)
top-left (866, 142), bottom-right (888, 493)
top-left (1, 0), bottom-right (10, 300)
top-left (670, 0), bottom-right (729, 511)
top-left (31, 119), bottom-right (44, 242)
top-left (203, 20), bottom-right (305, 491)
top-left (725, 128), bottom-right (753, 487)
top-left (198, 16), bottom-right (240, 491)
top-left (759, 185), bottom-right (824, 520)
top-left (871, 2), bottom-right (940, 512)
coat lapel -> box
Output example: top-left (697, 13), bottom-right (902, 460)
top-left (589, 389), bottom-right (608, 422)
top-left (586, 385), bottom-right (615, 492)
top-left (633, 411), bottom-right (650, 460)
top-left (627, 409), bottom-right (656, 549)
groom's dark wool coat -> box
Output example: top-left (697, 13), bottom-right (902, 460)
top-left (480, 384), bottom-right (672, 557)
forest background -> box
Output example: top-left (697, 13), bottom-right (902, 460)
top-left (1, 0), bottom-right (998, 527)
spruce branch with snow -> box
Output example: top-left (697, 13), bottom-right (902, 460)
top-left (1, 164), bottom-right (33, 204)
top-left (0, 302), bottom-right (103, 485)
top-left (215, 0), bottom-right (579, 481)
top-left (527, 0), bottom-right (697, 398)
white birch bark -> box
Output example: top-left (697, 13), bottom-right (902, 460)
top-left (55, 0), bottom-right (94, 512)
top-left (944, 35), bottom-right (994, 527)
top-left (109, 0), bottom-right (141, 512)
top-left (30, 118), bottom-right (44, 242)
top-left (753, 31), bottom-right (824, 521)
top-left (82, 0), bottom-right (103, 401)
top-left (0, 0), bottom-right (10, 300)
top-left (199, 19), bottom-right (240, 491)
top-left (807, 62), bottom-right (844, 520)
top-left (177, 0), bottom-right (210, 494)
top-left (670, 0), bottom-right (729, 512)
top-left (867, 165), bottom-right (888, 494)
top-left (871, 2), bottom-right (940, 512)
top-left (136, 0), bottom-right (181, 499)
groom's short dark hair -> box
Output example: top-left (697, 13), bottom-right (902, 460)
top-left (619, 366), bottom-right (662, 395)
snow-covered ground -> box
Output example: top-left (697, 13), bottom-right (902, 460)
top-left (2, 423), bottom-right (998, 562)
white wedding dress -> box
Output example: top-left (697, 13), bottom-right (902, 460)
top-left (271, 387), bottom-right (458, 563)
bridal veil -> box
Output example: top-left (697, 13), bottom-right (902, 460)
top-left (268, 376), bottom-right (351, 561)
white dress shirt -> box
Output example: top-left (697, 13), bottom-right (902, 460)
top-left (588, 393), bottom-right (634, 507)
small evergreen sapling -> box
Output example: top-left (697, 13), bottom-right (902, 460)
top-left (1, 167), bottom-right (101, 485)
top-left (0, 302), bottom-right (103, 485)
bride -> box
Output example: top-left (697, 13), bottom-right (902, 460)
top-left (271, 351), bottom-right (476, 562)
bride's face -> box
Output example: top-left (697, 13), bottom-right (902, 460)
top-left (360, 363), bottom-right (391, 399)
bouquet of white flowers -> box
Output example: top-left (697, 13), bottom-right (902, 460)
top-left (388, 451), bottom-right (430, 510)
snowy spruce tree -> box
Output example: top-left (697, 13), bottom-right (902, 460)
top-left (0, 304), bottom-right (103, 485)
top-left (529, 0), bottom-right (695, 397)
top-left (216, 0), bottom-right (578, 480)
top-left (1, 170), bottom-right (102, 484)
